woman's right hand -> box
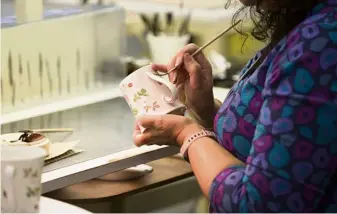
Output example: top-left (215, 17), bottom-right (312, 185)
top-left (151, 44), bottom-right (216, 128)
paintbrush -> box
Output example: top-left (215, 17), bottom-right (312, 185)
top-left (165, 12), bottom-right (173, 35)
top-left (152, 13), bottom-right (159, 36)
top-left (178, 10), bottom-right (191, 36)
top-left (19, 128), bottom-right (74, 133)
top-left (154, 19), bottom-right (242, 76)
top-left (140, 14), bottom-right (153, 34)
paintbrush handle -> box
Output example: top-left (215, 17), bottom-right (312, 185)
top-left (19, 128), bottom-right (74, 133)
top-left (140, 14), bottom-right (153, 34)
top-left (152, 13), bottom-right (159, 36)
top-left (178, 11), bottom-right (191, 36)
top-left (191, 20), bottom-right (242, 57)
top-left (166, 20), bottom-right (242, 74)
top-left (165, 12), bottom-right (173, 35)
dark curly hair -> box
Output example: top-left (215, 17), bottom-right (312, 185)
top-left (229, 0), bottom-right (321, 44)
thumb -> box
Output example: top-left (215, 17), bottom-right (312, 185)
top-left (136, 115), bottom-right (161, 129)
top-left (183, 53), bottom-right (201, 89)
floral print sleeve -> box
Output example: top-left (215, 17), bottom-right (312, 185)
top-left (210, 2), bottom-right (337, 213)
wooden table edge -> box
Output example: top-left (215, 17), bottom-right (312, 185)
top-left (44, 155), bottom-right (194, 203)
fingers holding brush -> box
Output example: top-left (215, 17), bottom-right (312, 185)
top-left (151, 44), bottom-right (209, 85)
top-left (167, 44), bottom-right (211, 85)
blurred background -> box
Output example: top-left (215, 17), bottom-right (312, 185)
top-left (1, 0), bottom-right (265, 117)
top-left (1, 0), bottom-right (265, 212)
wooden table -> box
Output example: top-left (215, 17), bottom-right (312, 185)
top-left (44, 155), bottom-right (193, 204)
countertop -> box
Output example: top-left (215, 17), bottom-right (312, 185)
top-left (44, 155), bottom-right (193, 202)
top-left (1, 86), bottom-right (230, 173)
top-left (1, 86), bottom-right (230, 193)
top-left (1, 97), bottom-right (137, 173)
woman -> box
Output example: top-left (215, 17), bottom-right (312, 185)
top-left (133, 0), bottom-right (337, 212)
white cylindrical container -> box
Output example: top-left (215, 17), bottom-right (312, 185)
top-left (146, 33), bottom-right (190, 65)
top-left (1, 147), bottom-right (46, 213)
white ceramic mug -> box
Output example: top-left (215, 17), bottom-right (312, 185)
top-left (119, 65), bottom-right (186, 118)
top-left (1, 146), bottom-right (46, 213)
top-left (146, 33), bottom-right (190, 65)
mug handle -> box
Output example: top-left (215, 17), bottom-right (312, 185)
top-left (145, 71), bottom-right (178, 104)
top-left (4, 165), bottom-right (16, 212)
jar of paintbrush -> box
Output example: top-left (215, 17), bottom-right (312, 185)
top-left (140, 10), bottom-right (192, 65)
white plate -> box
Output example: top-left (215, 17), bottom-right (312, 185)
top-left (97, 164), bottom-right (153, 181)
top-left (0, 132), bottom-right (51, 156)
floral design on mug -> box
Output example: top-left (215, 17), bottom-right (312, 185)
top-left (34, 204), bottom-right (39, 211)
top-left (128, 83), bottom-right (133, 87)
top-left (144, 104), bottom-right (151, 112)
top-left (26, 186), bottom-right (41, 198)
top-left (23, 168), bottom-right (32, 178)
top-left (3, 190), bottom-right (7, 199)
top-left (32, 170), bottom-right (38, 178)
top-left (23, 168), bottom-right (39, 178)
top-left (133, 89), bottom-right (148, 102)
top-left (152, 101), bottom-right (160, 111)
top-left (144, 101), bottom-right (160, 112)
top-left (127, 102), bottom-right (138, 116)
top-left (132, 108), bottom-right (139, 116)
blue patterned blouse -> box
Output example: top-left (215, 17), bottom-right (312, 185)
top-left (210, 1), bottom-right (337, 212)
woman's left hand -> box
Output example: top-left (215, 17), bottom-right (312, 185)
top-left (133, 115), bottom-right (203, 147)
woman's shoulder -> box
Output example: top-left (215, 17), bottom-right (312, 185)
top-left (265, 2), bottom-right (337, 77)
top-left (261, 2), bottom-right (337, 102)
top-left (277, 1), bottom-right (336, 53)
top-left (294, 1), bottom-right (337, 43)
